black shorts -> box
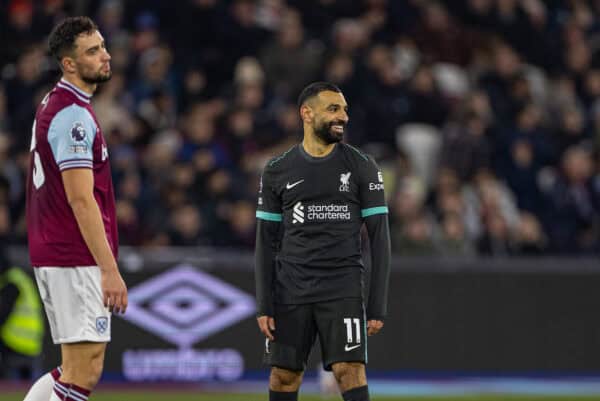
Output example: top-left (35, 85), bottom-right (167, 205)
top-left (264, 298), bottom-right (367, 371)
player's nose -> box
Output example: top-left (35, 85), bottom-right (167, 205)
top-left (338, 109), bottom-right (349, 122)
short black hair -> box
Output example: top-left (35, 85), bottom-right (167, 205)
top-left (297, 82), bottom-right (342, 108)
top-left (48, 16), bottom-right (98, 64)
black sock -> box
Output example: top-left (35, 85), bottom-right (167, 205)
top-left (269, 389), bottom-right (298, 401)
top-left (342, 385), bottom-right (370, 401)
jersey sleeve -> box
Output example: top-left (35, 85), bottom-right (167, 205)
top-left (359, 156), bottom-right (391, 320)
top-left (256, 165), bottom-right (282, 222)
top-left (47, 104), bottom-right (97, 171)
top-left (254, 164), bottom-right (282, 316)
top-left (358, 156), bottom-right (388, 218)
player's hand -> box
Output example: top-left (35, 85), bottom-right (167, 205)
top-left (257, 315), bottom-right (275, 341)
top-left (101, 268), bottom-right (128, 314)
top-left (367, 319), bottom-right (383, 336)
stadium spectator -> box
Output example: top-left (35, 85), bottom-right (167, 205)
top-left (438, 212), bottom-right (474, 257)
top-left (260, 8), bottom-right (323, 100)
top-left (543, 146), bottom-right (599, 253)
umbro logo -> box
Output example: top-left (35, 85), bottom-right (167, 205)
top-left (286, 179), bottom-right (304, 190)
top-left (119, 265), bottom-right (255, 347)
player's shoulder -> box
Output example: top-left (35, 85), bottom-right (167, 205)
top-left (42, 99), bottom-right (97, 149)
top-left (263, 144), bottom-right (300, 173)
top-left (47, 98), bottom-right (95, 129)
top-left (339, 143), bottom-right (377, 167)
top-left (41, 87), bottom-right (93, 123)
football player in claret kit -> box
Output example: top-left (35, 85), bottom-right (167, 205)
top-left (23, 16), bottom-right (127, 401)
top-left (255, 82), bottom-right (391, 401)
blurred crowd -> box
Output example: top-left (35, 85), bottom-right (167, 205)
top-left (1, 0), bottom-right (600, 256)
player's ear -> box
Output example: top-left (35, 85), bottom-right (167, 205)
top-left (300, 104), bottom-right (313, 123)
top-left (61, 56), bottom-right (77, 74)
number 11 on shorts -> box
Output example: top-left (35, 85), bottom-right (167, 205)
top-left (343, 318), bottom-right (361, 344)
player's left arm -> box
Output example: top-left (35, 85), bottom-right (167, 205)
top-left (359, 156), bottom-right (391, 336)
top-left (364, 214), bottom-right (390, 335)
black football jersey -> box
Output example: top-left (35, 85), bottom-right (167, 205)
top-left (256, 143), bottom-right (388, 305)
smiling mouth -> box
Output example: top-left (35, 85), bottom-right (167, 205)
top-left (330, 123), bottom-right (345, 133)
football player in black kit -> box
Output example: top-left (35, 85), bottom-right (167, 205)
top-left (255, 82), bottom-right (391, 401)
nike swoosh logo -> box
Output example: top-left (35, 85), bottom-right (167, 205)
top-left (286, 179), bottom-right (304, 190)
top-left (345, 344), bottom-right (361, 352)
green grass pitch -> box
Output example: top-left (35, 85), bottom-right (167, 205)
top-left (3, 392), bottom-right (600, 401)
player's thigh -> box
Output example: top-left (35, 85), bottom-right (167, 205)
top-left (314, 298), bottom-right (367, 371)
top-left (34, 266), bottom-right (110, 344)
top-left (264, 303), bottom-right (317, 372)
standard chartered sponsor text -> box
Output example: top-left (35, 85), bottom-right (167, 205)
top-left (307, 204), bottom-right (351, 220)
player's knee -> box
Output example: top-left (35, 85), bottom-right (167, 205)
top-left (71, 358), bottom-right (103, 389)
top-left (87, 355), bottom-right (104, 387)
top-left (270, 367), bottom-right (303, 391)
top-left (64, 348), bottom-right (104, 389)
top-left (331, 362), bottom-right (366, 391)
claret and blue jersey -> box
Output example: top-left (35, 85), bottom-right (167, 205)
top-left (26, 78), bottom-right (118, 267)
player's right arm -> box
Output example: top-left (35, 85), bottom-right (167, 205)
top-left (47, 104), bottom-right (127, 314)
top-left (254, 165), bottom-right (282, 340)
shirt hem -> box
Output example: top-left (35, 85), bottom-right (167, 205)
top-left (31, 263), bottom-right (96, 268)
top-left (275, 294), bottom-right (362, 305)
top-left (52, 336), bottom-right (110, 344)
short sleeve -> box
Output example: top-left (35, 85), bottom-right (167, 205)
top-left (47, 104), bottom-right (97, 171)
top-left (256, 165), bottom-right (282, 222)
top-left (359, 156), bottom-right (388, 218)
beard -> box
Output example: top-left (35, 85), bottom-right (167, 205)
top-left (314, 119), bottom-right (346, 144)
top-left (80, 68), bottom-right (112, 84)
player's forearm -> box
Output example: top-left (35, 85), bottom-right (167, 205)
top-left (365, 214), bottom-right (391, 320)
top-left (69, 196), bottom-right (118, 272)
top-left (254, 219), bottom-right (279, 316)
